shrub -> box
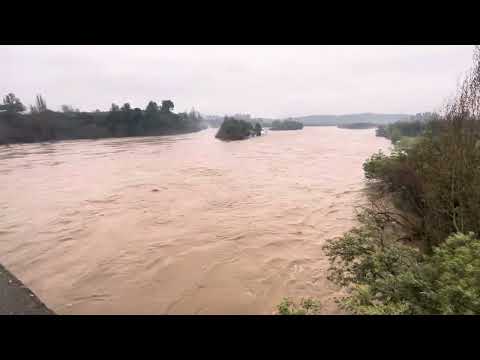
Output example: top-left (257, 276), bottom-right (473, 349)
top-left (277, 298), bottom-right (322, 315)
top-left (324, 228), bottom-right (480, 314)
top-left (215, 117), bottom-right (254, 141)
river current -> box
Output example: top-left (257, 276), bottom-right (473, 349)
top-left (0, 127), bottom-right (390, 314)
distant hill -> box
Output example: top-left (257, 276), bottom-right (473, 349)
top-left (202, 113), bottom-right (414, 129)
top-left (203, 113), bottom-right (412, 128)
top-left (291, 113), bottom-right (412, 126)
top-left (337, 122), bottom-right (378, 129)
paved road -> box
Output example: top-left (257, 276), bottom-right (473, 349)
top-left (0, 264), bottom-right (54, 315)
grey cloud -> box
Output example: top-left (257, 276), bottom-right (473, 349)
top-left (0, 45), bottom-right (475, 117)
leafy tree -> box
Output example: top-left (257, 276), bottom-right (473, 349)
top-left (145, 101), bottom-right (159, 115)
top-left (1, 93), bottom-right (25, 113)
top-left (106, 103), bottom-right (123, 134)
top-left (127, 108), bottom-right (143, 135)
top-left (61, 105), bottom-right (75, 113)
top-left (121, 103), bottom-right (131, 112)
top-left (324, 228), bottom-right (480, 314)
top-left (161, 100), bottom-right (174, 113)
top-left (254, 123), bottom-right (262, 136)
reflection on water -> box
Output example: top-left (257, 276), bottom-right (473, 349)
top-left (0, 128), bottom-right (390, 314)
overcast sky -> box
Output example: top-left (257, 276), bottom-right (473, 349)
top-left (1, 45), bottom-right (475, 118)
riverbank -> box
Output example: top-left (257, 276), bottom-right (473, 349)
top-left (0, 263), bottom-right (54, 315)
top-left (0, 125), bottom-right (207, 146)
top-left (0, 101), bottom-right (207, 146)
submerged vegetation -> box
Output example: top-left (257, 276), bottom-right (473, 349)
top-left (320, 46), bottom-right (480, 314)
top-left (0, 96), bottom-right (207, 145)
top-left (215, 117), bottom-right (262, 141)
top-left (270, 119), bottom-right (303, 131)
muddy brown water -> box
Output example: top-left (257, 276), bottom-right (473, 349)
top-left (0, 127), bottom-right (390, 314)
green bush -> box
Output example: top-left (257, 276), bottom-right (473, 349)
top-left (215, 117), bottom-right (254, 141)
top-left (421, 232), bottom-right (480, 314)
top-left (362, 151), bottom-right (420, 210)
top-left (324, 229), bottom-right (480, 315)
top-left (277, 297), bottom-right (322, 315)
top-left (362, 151), bottom-right (391, 181)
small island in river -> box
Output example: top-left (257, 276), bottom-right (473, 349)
top-left (215, 117), bottom-right (262, 141)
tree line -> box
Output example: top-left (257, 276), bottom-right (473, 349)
top-left (270, 119), bottom-right (303, 130)
top-left (375, 112), bottom-right (437, 142)
top-left (0, 94), bottom-right (207, 144)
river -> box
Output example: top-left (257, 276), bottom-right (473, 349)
top-left (0, 127), bottom-right (390, 314)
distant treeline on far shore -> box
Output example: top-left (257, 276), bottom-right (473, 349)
top-left (0, 93), bottom-right (207, 145)
top-left (337, 122), bottom-right (378, 129)
top-left (270, 119), bottom-right (303, 130)
top-left (204, 113), bottom-right (434, 130)
top-left (337, 113), bottom-right (438, 131)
